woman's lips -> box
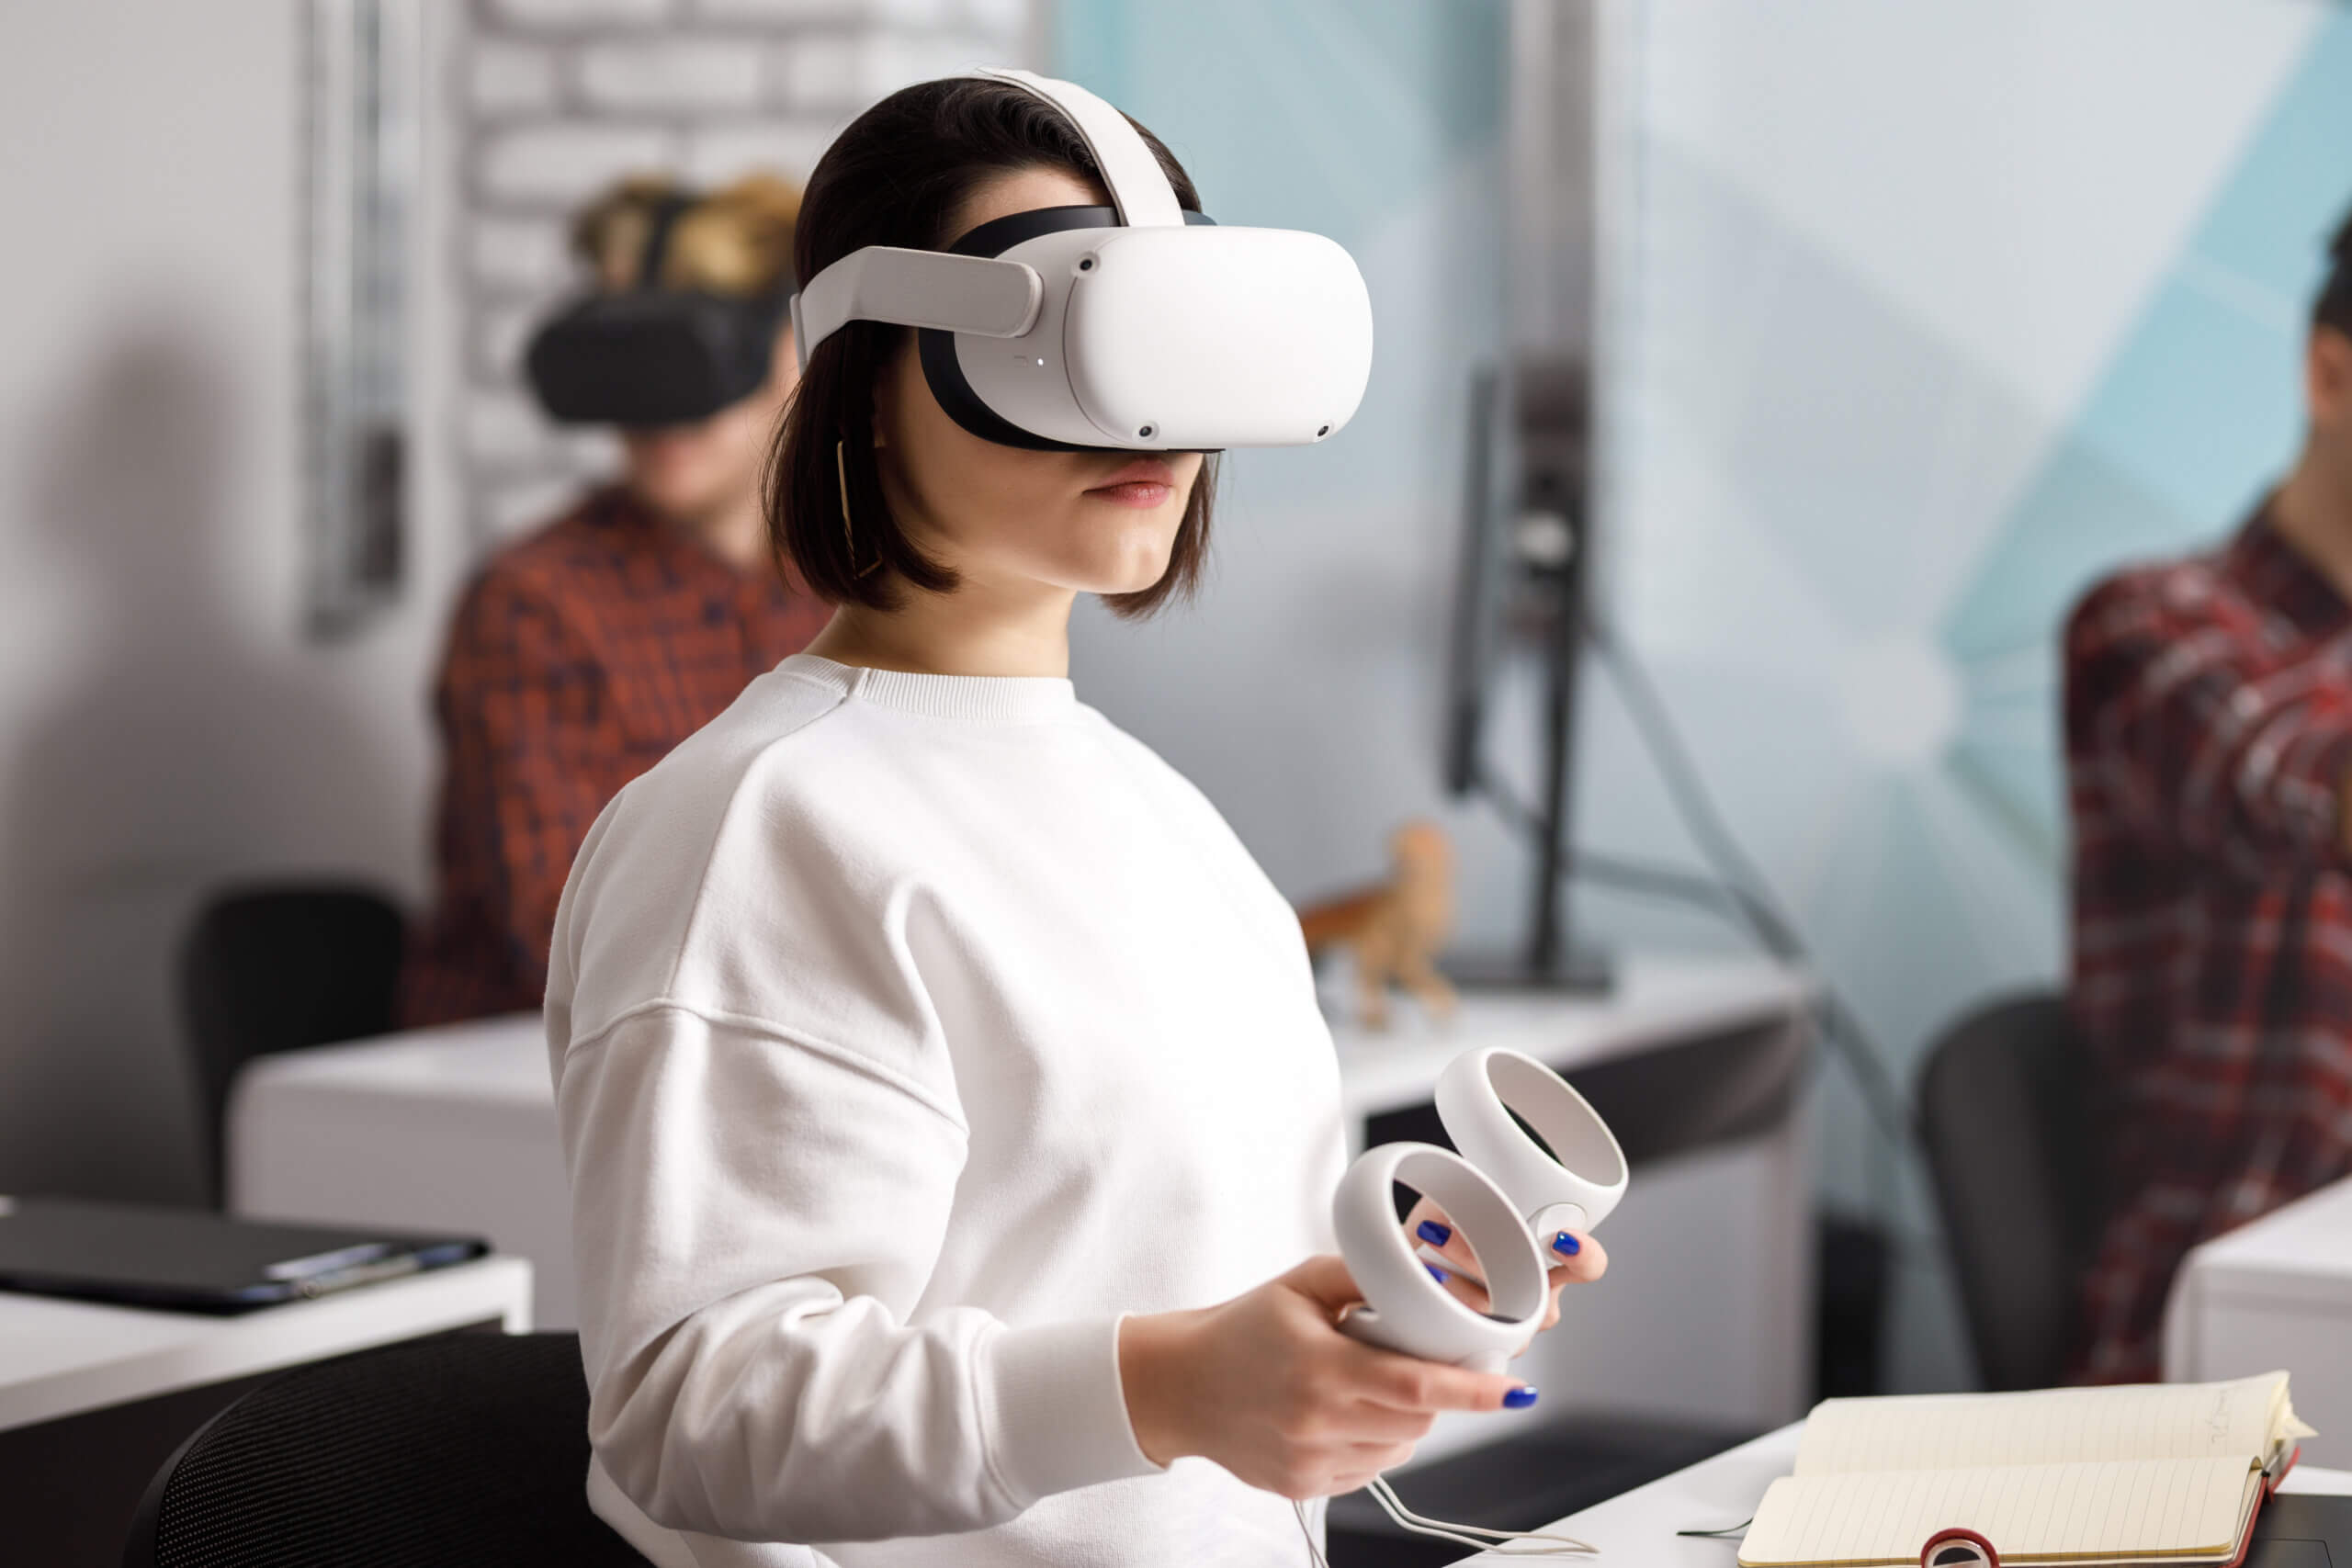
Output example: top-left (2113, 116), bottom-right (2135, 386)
top-left (1084, 458), bottom-right (1179, 508)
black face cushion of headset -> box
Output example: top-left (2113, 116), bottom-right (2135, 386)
top-left (914, 204), bottom-right (1218, 455)
top-left (525, 190), bottom-right (794, 429)
top-left (528, 289), bottom-right (788, 426)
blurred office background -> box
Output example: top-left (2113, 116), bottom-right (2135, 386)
top-left (2, 0), bottom-right (2347, 1399)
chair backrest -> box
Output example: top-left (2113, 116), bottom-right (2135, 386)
top-left (179, 884), bottom-right (405, 1206)
top-left (121, 1331), bottom-right (644, 1568)
top-left (1917, 992), bottom-right (2100, 1391)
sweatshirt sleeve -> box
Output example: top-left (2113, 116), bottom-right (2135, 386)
top-left (2066, 570), bottom-right (2352, 871)
top-left (553, 1002), bottom-right (1160, 1545)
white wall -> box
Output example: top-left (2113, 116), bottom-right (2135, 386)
top-left (0, 3), bottom-right (462, 1203)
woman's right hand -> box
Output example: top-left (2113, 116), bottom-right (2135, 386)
top-left (1115, 1254), bottom-right (1535, 1499)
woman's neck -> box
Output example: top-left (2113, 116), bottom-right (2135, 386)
top-left (629, 481), bottom-right (768, 575)
top-left (804, 576), bottom-right (1076, 678)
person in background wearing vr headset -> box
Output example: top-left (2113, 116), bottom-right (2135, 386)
top-left (401, 174), bottom-right (831, 1028)
top-left (2065, 201), bottom-right (2352, 1383)
top-left (542, 73), bottom-right (1606, 1568)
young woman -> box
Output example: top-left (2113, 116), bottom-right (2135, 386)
top-left (545, 78), bottom-right (1607, 1568)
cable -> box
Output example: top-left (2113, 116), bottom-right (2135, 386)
top-left (1467, 609), bottom-right (1917, 1147)
top-left (1478, 753), bottom-right (1911, 1145)
top-left (1294, 1483), bottom-right (1599, 1565)
top-left (1577, 611), bottom-right (1916, 1145)
top-left (1295, 1498), bottom-right (1329, 1567)
top-left (1368, 1475), bottom-right (1597, 1555)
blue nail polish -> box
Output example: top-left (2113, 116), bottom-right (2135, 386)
top-left (1417, 1220), bottom-right (1453, 1247)
top-left (1504, 1386), bottom-right (1540, 1409)
top-left (1553, 1232), bottom-right (1580, 1256)
top-left (1427, 1264), bottom-right (1449, 1284)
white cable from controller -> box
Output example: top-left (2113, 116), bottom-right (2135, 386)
top-left (1294, 1486), bottom-right (1597, 1563)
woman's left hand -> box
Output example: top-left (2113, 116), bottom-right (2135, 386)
top-left (1399, 1196), bottom-right (1607, 1341)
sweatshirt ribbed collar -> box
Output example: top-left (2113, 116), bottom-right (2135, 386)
top-left (778, 653), bottom-right (1079, 723)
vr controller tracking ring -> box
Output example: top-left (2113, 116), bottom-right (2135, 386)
top-left (1434, 1048), bottom-right (1628, 1244)
top-left (1331, 1143), bottom-right (1548, 1374)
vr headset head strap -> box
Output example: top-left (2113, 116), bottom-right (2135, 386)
top-left (791, 249), bottom-right (1043, 372)
top-left (633, 191), bottom-right (697, 291)
top-left (967, 67), bottom-right (1184, 230)
top-left (788, 69), bottom-right (1184, 368)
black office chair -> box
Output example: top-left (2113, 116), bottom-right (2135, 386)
top-left (121, 1331), bottom-right (644, 1568)
top-left (179, 883), bottom-right (407, 1206)
top-left (1916, 992), bottom-right (2102, 1391)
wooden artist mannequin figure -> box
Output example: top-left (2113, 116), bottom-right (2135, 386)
top-left (1298, 818), bottom-right (1459, 1029)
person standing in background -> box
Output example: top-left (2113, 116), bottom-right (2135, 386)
top-left (401, 174), bottom-right (831, 1028)
top-left (2064, 204), bottom-right (2352, 1382)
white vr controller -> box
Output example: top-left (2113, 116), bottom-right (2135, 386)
top-left (1336, 1048), bottom-right (1628, 1375)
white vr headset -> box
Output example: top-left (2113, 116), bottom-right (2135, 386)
top-left (790, 68), bottom-right (1374, 453)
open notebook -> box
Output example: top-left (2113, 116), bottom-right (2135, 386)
top-left (1737, 1371), bottom-right (2314, 1568)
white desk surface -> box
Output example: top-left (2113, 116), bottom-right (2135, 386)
top-left (0, 1254), bottom-right (532, 1434)
top-left (231, 1008), bottom-right (550, 1115)
top-left (1472, 1420), bottom-right (2352, 1565)
top-left (2172, 1174), bottom-right (2352, 1296)
top-left (1328, 954), bottom-right (1810, 1122)
top-left (233, 952), bottom-right (1811, 1125)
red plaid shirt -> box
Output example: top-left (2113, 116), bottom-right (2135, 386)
top-left (2065, 505), bottom-right (2352, 1382)
top-left (401, 486), bottom-right (831, 1027)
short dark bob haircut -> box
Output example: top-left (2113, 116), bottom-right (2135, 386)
top-left (769, 76), bottom-right (1215, 618)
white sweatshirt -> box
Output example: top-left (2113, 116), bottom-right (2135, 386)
top-left (544, 653), bottom-right (1347, 1568)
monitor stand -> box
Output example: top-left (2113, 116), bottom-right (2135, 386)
top-left (1442, 947), bottom-right (1614, 995)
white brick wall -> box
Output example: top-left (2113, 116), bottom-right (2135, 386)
top-left (574, 39), bottom-right (768, 110)
top-left (492, 0), bottom-right (674, 27)
top-left (469, 42), bottom-right (561, 113)
top-left (468, 215), bottom-right (572, 290)
top-left (478, 124), bottom-right (684, 205)
top-left (448, 0), bottom-right (1033, 544)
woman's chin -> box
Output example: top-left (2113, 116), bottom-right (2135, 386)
top-left (1080, 541), bottom-right (1179, 596)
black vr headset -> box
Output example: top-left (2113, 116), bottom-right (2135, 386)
top-left (524, 193), bottom-right (790, 429)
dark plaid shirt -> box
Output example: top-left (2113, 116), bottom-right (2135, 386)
top-left (2064, 505), bottom-right (2352, 1382)
top-left (401, 486), bottom-right (831, 1027)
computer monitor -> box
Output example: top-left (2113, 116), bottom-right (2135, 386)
top-left (1442, 355), bottom-right (1610, 992)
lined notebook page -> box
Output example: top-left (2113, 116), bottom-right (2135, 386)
top-left (1737, 1457), bottom-right (2257, 1568)
top-left (1792, 1373), bottom-right (2290, 1477)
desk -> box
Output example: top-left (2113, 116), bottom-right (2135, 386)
top-left (2165, 1174), bottom-right (2352, 1469)
top-left (231, 954), bottom-right (1812, 1447)
top-left (1479, 1419), bottom-right (2352, 1565)
top-left (0, 1254), bottom-right (530, 1568)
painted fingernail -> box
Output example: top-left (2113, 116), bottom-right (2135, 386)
top-left (1504, 1385), bottom-right (1540, 1409)
top-left (1553, 1232), bottom-right (1581, 1256)
top-left (1417, 1221), bottom-right (1453, 1247)
top-left (1427, 1264), bottom-right (1449, 1284)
